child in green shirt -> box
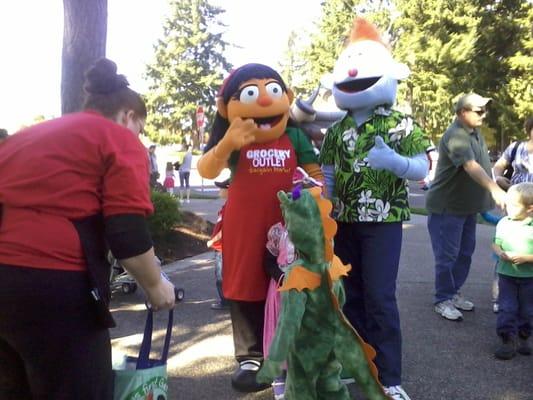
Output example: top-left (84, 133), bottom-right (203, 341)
top-left (492, 182), bottom-right (533, 359)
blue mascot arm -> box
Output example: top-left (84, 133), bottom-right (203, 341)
top-left (368, 136), bottom-right (428, 180)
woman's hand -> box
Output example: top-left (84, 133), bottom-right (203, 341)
top-left (145, 275), bottom-right (176, 311)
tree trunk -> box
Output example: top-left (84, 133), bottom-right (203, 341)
top-left (61, 0), bottom-right (107, 115)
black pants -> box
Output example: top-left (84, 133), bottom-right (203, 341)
top-left (0, 264), bottom-right (113, 400)
top-left (230, 300), bottom-right (265, 363)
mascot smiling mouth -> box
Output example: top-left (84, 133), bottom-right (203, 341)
top-left (253, 114), bottom-right (283, 130)
top-left (335, 77), bottom-right (380, 93)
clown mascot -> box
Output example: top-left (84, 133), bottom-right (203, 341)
top-left (318, 18), bottom-right (433, 400)
top-left (197, 64), bottom-right (323, 393)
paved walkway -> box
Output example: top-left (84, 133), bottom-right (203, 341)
top-left (109, 192), bottom-right (532, 400)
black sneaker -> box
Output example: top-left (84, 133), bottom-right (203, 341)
top-left (517, 336), bottom-right (531, 356)
top-left (214, 178), bottom-right (230, 189)
top-left (495, 336), bottom-right (516, 360)
top-left (231, 360), bottom-right (270, 393)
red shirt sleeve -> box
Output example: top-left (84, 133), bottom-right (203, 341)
top-left (100, 127), bottom-right (154, 217)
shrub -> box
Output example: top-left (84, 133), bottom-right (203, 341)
top-left (147, 190), bottom-right (181, 238)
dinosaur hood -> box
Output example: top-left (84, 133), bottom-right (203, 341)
top-left (278, 187), bottom-right (336, 265)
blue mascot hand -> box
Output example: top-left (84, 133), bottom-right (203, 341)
top-left (367, 136), bottom-right (408, 176)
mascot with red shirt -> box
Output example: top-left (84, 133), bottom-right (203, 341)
top-left (197, 63), bottom-right (323, 393)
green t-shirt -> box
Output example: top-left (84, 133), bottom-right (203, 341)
top-left (228, 126), bottom-right (318, 177)
top-left (319, 107), bottom-right (432, 223)
top-left (426, 119), bottom-right (495, 215)
top-left (494, 217), bottom-right (533, 278)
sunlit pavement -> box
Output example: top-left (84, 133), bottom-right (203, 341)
top-left (109, 179), bottom-right (532, 400)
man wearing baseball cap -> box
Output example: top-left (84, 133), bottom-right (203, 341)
top-left (426, 92), bottom-right (506, 321)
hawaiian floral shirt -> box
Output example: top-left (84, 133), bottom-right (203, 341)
top-left (319, 107), bottom-right (432, 223)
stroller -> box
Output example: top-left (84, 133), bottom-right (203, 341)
top-left (108, 252), bottom-right (186, 301)
top-left (109, 252), bottom-right (138, 295)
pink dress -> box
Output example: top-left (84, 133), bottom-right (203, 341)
top-left (263, 222), bottom-right (295, 358)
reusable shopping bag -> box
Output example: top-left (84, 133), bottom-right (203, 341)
top-left (113, 309), bottom-right (173, 400)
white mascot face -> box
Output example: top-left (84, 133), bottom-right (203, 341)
top-left (331, 39), bottom-right (410, 112)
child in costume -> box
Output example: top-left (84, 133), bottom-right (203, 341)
top-left (318, 18), bottom-right (432, 400)
top-left (257, 186), bottom-right (389, 400)
top-left (491, 182), bottom-right (533, 360)
top-left (263, 221), bottom-right (291, 400)
top-left (197, 63), bottom-right (323, 393)
top-left (262, 168), bottom-right (323, 400)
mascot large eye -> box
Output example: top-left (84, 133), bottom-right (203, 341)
top-left (265, 82), bottom-right (283, 99)
top-left (239, 85), bottom-right (259, 104)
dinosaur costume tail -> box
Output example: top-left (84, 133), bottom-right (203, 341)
top-left (314, 188), bottom-right (389, 399)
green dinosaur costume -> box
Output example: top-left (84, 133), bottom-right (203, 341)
top-left (257, 187), bottom-right (390, 400)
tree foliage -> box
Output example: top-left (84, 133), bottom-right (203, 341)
top-left (282, 0), bottom-right (531, 148)
top-left (144, 0), bottom-right (231, 145)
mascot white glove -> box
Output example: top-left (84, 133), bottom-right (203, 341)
top-left (368, 136), bottom-right (428, 180)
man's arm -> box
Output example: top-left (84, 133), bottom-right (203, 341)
top-left (463, 160), bottom-right (506, 209)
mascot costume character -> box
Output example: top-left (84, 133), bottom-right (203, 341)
top-left (257, 186), bottom-right (390, 400)
top-left (318, 18), bottom-right (433, 400)
top-left (197, 63), bottom-right (323, 393)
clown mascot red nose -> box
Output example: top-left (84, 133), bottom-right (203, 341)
top-left (318, 18), bottom-right (433, 400)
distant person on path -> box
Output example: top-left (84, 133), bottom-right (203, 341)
top-left (491, 182), bottom-right (533, 360)
top-left (148, 144), bottom-right (159, 184)
top-left (0, 58), bottom-right (175, 399)
top-left (0, 128), bottom-right (8, 144)
top-left (493, 116), bottom-right (533, 191)
top-left (426, 92), bottom-right (506, 321)
top-left (179, 145), bottom-right (193, 203)
top-left (163, 161), bottom-right (176, 194)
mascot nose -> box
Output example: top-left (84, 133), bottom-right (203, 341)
top-left (257, 95), bottom-right (273, 107)
top-left (348, 68), bottom-right (358, 77)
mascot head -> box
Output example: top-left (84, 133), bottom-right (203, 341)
top-left (329, 18), bottom-right (410, 114)
top-left (205, 63), bottom-right (294, 151)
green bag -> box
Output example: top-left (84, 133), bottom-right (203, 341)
top-left (113, 309), bottom-right (173, 400)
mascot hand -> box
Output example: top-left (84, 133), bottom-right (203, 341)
top-left (222, 117), bottom-right (257, 150)
top-left (367, 136), bottom-right (408, 177)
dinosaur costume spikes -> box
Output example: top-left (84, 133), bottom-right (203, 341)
top-left (259, 188), bottom-right (390, 400)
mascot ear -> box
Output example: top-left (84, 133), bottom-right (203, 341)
top-left (390, 62), bottom-right (411, 81)
top-left (216, 97), bottom-right (228, 119)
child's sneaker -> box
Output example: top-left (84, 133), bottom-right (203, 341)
top-left (517, 335), bottom-right (531, 356)
top-left (272, 377), bottom-right (285, 400)
top-left (494, 336), bottom-right (516, 360)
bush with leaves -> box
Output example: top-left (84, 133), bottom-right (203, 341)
top-left (147, 190), bottom-right (181, 239)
